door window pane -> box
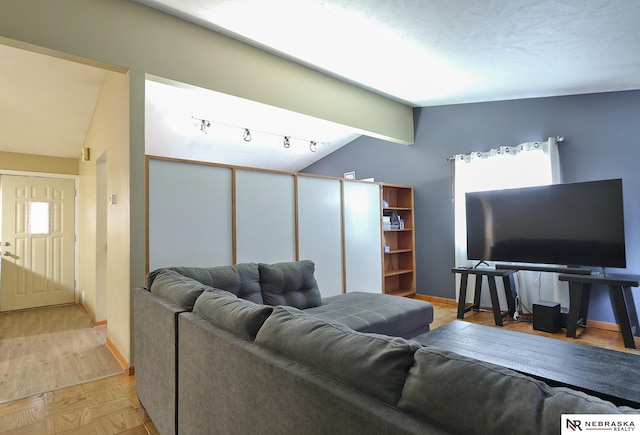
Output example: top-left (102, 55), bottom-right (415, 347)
top-left (28, 201), bottom-right (51, 235)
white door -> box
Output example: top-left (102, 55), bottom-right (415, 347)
top-left (343, 181), bottom-right (383, 293)
top-left (297, 176), bottom-right (344, 297)
top-left (0, 175), bottom-right (76, 311)
top-left (235, 169), bottom-right (296, 264)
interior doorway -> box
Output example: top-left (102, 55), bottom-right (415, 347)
top-left (95, 152), bottom-right (108, 321)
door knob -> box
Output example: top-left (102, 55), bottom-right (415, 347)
top-left (2, 251), bottom-right (11, 256)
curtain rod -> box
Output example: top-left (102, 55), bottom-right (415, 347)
top-left (444, 136), bottom-right (564, 162)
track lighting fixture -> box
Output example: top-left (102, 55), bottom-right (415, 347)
top-left (192, 116), bottom-right (321, 152)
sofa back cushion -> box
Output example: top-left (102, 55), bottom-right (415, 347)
top-left (255, 305), bottom-right (421, 406)
top-left (149, 269), bottom-right (213, 310)
top-left (258, 260), bottom-right (321, 309)
top-left (193, 289), bottom-right (273, 341)
top-left (397, 346), bottom-right (635, 435)
top-left (153, 263), bottom-right (263, 304)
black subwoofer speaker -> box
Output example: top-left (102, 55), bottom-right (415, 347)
top-left (533, 301), bottom-right (561, 333)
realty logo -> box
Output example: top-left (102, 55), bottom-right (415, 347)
top-left (565, 418), bottom-right (582, 431)
top-left (562, 414), bottom-right (639, 434)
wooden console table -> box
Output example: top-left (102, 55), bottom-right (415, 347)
top-left (414, 320), bottom-right (640, 408)
top-left (559, 273), bottom-right (640, 349)
top-left (452, 267), bottom-right (517, 326)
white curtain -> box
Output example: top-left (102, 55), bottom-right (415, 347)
top-left (453, 137), bottom-right (569, 314)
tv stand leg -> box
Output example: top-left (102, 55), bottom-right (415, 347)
top-left (612, 285), bottom-right (638, 349)
top-left (502, 274), bottom-right (517, 317)
top-left (457, 273), bottom-right (470, 319)
top-left (488, 276), bottom-right (503, 326)
top-left (578, 284), bottom-right (591, 328)
top-left (623, 286), bottom-right (640, 337)
top-left (566, 282), bottom-right (589, 338)
top-left (473, 276), bottom-right (482, 311)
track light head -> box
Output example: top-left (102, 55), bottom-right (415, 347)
top-left (200, 119), bottom-right (211, 134)
top-left (309, 141), bottom-right (317, 152)
top-left (283, 136), bottom-right (291, 149)
top-left (243, 129), bottom-right (252, 142)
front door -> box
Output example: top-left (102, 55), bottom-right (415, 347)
top-left (0, 175), bottom-right (76, 311)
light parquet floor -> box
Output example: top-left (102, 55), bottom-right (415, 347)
top-left (0, 299), bottom-right (636, 434)
top-left (0, 373), bottom-right (158, 435)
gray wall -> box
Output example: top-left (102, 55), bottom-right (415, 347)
top-left (303, 90), bottom-right (640, 323)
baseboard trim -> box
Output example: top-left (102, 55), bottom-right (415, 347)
top-left (586, 319), bottom-right (620, 333)
top-left (77, 302), bottom-right (108, 328)
top-left (415, 294), bottom-right (457, 306)
top-left (106, 338), bottom-right (134, 375)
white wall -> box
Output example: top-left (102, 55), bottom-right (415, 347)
top-left (78, 70), bottom-right (130, 361)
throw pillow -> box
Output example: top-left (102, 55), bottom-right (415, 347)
top-left (258, 260), bottom-right (321, 309)
top-left (149, 268), bottom-right (213, 311)
top-left (193, 289), bottom-right (273, 341)
top-left (169, 263), bottom-right (263, 304)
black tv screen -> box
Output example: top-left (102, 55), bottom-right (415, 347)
top-left (465, 179), bottom-right (626, 268)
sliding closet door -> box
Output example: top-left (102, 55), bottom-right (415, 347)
top-left (297, 176), bottom-right (343, 297)
top-left (148, 159), bottom-right (233, 270)
top-left (343, 181), bottom-right (382, 293)
top-left (235, 169), bottom-right (295, 263)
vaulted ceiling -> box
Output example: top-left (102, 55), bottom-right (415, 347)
top-left (2, 0), bottom-right (639, 171)
top-left (0, 44), bottom-right (106, 160)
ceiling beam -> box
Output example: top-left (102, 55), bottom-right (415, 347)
top-left (0, 0), bottom-right (414, 144)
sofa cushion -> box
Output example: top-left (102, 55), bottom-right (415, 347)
top-left (258, 260), bottom-right (321, 309)
top-left (305, 292), bottom-right (433, 339)
top-left (193, 289), bottom-right (273, 341)
top-left (397, 346), bottom-right (636, 435)
top-left (153, 263), bottom-right (263, 304)
top-left (149, 269), bottom-right (213, 310)
top-left (255, 305), bottom-right (421, 406)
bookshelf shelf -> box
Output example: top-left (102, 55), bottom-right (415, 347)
top-left (381, 183), bottom-right (416, 298)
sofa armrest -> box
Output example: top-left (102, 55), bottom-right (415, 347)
top-left (133, 287), bottom-right (184, 435)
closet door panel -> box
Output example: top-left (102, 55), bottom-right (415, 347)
top-left (235, 170), bottom-right (295, 264)
top-left (148, 159), bottom-right (232, 270)
top-left (343, 181), bottom-right (382, 293)
top-left (297, 176), bottom-right (343, 297)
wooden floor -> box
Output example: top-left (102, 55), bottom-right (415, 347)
top-left (0, 299), bottom-right (636, 434)
top-left (0, 304), bottom-right (125, 403)
top-left (428, 298), bottom-right (640, 353)
top-left (0, 304), bottom-right (152, 434)
top-left (0, 373), bottom-right (157, 435)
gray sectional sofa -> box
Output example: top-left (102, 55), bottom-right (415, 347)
top-left (133, 260), bottom-right (635, 435)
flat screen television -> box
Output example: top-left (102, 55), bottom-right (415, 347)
top-left (465, 179), bottom-right (626, 268)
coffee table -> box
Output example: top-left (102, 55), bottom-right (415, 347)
top-left (413, 320), bottom-right (640, 408)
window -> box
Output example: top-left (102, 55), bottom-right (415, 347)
top-left (27, 201), bottom-right (52, 235)
top-left (452, 137), bottom-right (566, 313)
